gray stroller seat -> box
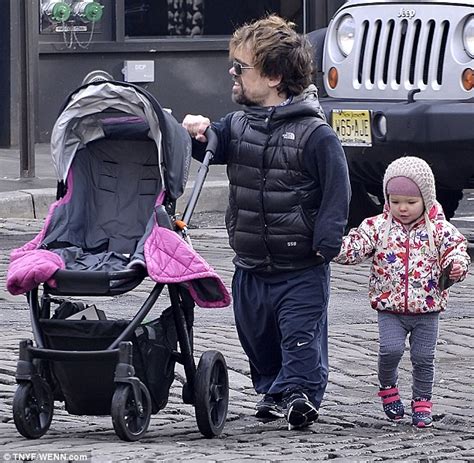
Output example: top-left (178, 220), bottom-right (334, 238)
top-left (43, 136), bottom-right (161, 295)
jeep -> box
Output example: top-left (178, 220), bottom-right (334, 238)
top-left (308, 0), bottom-right (474, 227)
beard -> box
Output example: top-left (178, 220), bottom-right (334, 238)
top-left (231, 79), bottom-right (260, 106)
top-left (232, 92), bottom-right (252, 106)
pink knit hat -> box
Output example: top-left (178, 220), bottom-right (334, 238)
top-left (386, 176), bottom-right (421, 198)
top-left (383, 156), bottom-right (436, 211)
top-left (382, 157), bottom-right (437, 251)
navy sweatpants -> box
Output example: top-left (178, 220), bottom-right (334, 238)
top-left (232, 264), bottom-right (330, 408)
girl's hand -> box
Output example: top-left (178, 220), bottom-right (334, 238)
top-left (449, 262), bottom-right (464, 281)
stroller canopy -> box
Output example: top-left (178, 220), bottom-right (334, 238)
top-left (50, 81), bottom-right (192, 200)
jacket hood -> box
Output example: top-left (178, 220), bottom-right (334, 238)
top-left (244, 84), bottom-right (327, 126)
top-left (290, 84), bottom-right (327, 121)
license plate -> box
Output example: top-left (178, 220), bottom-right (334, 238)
top-left (331, 110), bottom-right (372, 147)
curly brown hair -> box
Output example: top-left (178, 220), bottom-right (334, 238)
top-left (229, 15), bottom-right (313, 97)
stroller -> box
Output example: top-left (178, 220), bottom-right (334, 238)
top-left (6, 81), bottom-right (231, 441)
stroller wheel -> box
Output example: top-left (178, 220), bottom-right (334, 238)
top-left (13, 379), bottom-right (54, 439)
top-left (111, 382), bottom-right (151, 441)
top-left (194, 350), bottom-right (229, 438)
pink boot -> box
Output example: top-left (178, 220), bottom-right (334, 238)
top-left (411, 398), bottom-right (433, 427)
top-left (378, 386), bottom-right (404, 420)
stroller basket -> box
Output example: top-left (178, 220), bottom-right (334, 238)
top-left (39, 307), bottom-right (177, 416)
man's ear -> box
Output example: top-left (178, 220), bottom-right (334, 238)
top-left (267, 75), bottom-right (282, 89)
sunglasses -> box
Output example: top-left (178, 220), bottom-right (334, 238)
top-left (232, 61), bottom-right (255, 76)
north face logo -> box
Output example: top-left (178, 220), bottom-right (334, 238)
top-left (282, 132), bottom-right (295, 140)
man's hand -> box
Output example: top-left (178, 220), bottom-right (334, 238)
top-left (315, 251), bottom-right (326, 265)
top-left (182, 114), bottom-right (211, 142)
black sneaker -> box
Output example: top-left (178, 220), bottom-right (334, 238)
top-left (255, 394), bottom-right (284, 419)
top-left (282, 390), bottom-right (319, 430)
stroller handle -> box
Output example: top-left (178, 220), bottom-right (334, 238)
top-left (204, 126), bottom-right (218, 157)
top-left (182, 127), bottom-right (218, 225)
top-left (50, 268), bottom-right (146, 295)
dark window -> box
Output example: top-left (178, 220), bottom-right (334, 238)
top-left (124, 0), bottom-right (304, 38)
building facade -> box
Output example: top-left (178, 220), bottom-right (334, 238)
top-left (0, 0), bottom-right (345, 146)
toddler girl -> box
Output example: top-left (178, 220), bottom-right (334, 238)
top-left (335, 156), bottom-right (470, 427)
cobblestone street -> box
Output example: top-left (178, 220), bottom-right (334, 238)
top-left (0, 217), bottom-right (473, 462)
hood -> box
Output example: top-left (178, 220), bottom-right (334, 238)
top-left (342, 0), bottom-right (474, 6)
top-left (50, 81), bottom-right (192, 200)
top-left (291, 84), bottom-right (327, 121)
top-left (244, 84), bottom-right (327, 128)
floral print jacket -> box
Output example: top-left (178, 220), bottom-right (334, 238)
top-left (334, 203), bottom-right (470, 314)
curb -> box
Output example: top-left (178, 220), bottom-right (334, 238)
top-left (0, 181), bottom-right (229, 220)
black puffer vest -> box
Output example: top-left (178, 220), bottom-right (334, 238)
top-left (226, 98), bottom-right (327, 272)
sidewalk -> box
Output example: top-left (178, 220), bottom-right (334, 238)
top-left (0, 144), bottom-right (229, 219)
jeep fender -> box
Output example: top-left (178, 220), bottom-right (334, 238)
top-left (306, 28), bottom-right (327, 98)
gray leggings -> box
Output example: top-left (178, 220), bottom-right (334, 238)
top-left (377, 311), bottom-right (440, 399)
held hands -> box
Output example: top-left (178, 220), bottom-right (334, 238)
top-left (182, 114), bottom-right (211, 143)
top-left (315, 251), bottom-right (326, 265)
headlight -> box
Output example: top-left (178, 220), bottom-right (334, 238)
top-left (464, 15), bottom-right (474, 58)
top-left (336, 15), bottom-right (355, 57)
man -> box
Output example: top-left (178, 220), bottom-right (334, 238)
top-left (182, 15), bottom-right (350, 430)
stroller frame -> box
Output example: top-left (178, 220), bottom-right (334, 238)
top-left (12, 126), bottom-right (229, 441)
